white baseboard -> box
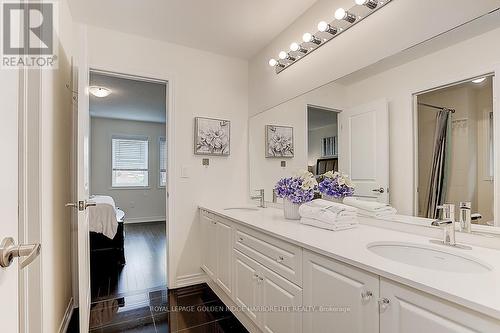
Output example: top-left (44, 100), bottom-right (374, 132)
top-left (124, 216), bottom-right (166, 224)
top-left (175, 272), bottom-right (207, 288)
top-left (58, 297), bottom-right (74, 333)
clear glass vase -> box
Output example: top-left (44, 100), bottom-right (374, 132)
top-left (283, 199), bottom-right (301, 220)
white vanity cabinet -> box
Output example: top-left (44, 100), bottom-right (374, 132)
top-left (380, 278), bottom-right (500, 333)
top-left (200, 210), bottom-right (233, 295)
top-left (199, 209), bottom-right (500, 333)
top-left (303, 250), bottom-right (379, 333)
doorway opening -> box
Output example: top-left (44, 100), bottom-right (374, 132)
top-left (87, 70), bottom-right (168, 329)
top-left (307, 105), bottom-right (340, 177)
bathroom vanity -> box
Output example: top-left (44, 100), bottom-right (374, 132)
top-left (199, 206), bottom-right (500, 333)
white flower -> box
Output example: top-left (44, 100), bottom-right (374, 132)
top-left (301, 177), bottom-right (318, 190)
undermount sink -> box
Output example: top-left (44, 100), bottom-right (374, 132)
top-left (224, 207), bottom-right (260, 211)
top-left (367, 241), bottom-right (492, 273)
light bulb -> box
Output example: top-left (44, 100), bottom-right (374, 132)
top-left (302, 33), bottom-right (313, 43)
top-left (335, 8), bottom-right (356, 23)
top-left (318, 21), bottom-right (337, 35)
top-left (318, 21), bottom-right (328, 32)
top-left (290, 42), bottom-right (300, 52)
top-left (355, 0), bottom-right (378, 9)
top-left (268, 58), bottom-right (277, 67)
top-left (279, 51), bottom-right (288, 60)
top-left (334, 8), bottom-right (346, 20)
top-left (472, 77), bottom-right (486, 84)
top-left (89, 86), bottom-right (111, 98)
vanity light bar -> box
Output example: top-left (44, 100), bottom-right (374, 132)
top-left (269, 0), bottom-right (392, 74)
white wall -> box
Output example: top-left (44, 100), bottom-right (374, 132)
top-left (40, 0), bottom-right (76, 331)
top-left (90, 117), bottom-right (166, 222)
top-left (85, 26), bottom-right (249, 286)
top-left (249, 0), bottom-right (499, 115)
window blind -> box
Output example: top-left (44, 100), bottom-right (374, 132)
top-left (112, 137), bottom-right (149, 187)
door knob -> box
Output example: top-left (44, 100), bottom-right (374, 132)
top-left (378, 298), bottom-right (390, 312)
top-left (372, 187), bottom-right (385, 194)
top-left (0, 237), bottom-right (41, 269)
top-left (66, 200), bottom-right (96, 211)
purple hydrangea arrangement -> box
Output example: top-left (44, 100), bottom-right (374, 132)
top-left (318, 171), bottom-right (355, 199)
top-left (274, 170), bottom-right (317, 204)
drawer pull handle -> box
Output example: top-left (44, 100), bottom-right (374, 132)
top-left (238, 237), bottom-right (244, 242)
top-left (276, 256), bottom-right (284, 263)
top-left (378, 298), bottom-right (390, 312)
top-left (361, 290), bottom-right (373, 301)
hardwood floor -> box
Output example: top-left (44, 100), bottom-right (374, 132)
top-left (91, 222), bottom-right (167, 301)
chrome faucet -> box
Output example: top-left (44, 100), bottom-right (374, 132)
top-left (251, 189), bottom-right (266, 208)
top-left (431, 204), bottom-right (456, 246)
top-left (459, 202), bottom-right (472, 233)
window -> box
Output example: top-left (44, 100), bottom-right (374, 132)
top-left (321, 136), bottom-right (337, 157)
top-left (159, 137), bottom-right (167, 187)
top-left (112, 136), bottom-right (149, 187)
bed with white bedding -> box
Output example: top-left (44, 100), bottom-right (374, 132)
top-left (89, 195), bottom-right (126, 265)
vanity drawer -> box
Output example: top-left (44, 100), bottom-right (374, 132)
top-left (234, 226), bottom-right (302, 286)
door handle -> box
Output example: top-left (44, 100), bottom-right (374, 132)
top-left (372, 187), bottom-right (385, 194)
top-left (66, 200), bottom-right (96, 211)
top-left (0, 237), bottom-right (41, 269)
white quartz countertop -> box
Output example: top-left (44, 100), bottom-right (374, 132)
top-left (199, 204), bottom-right (500, 321)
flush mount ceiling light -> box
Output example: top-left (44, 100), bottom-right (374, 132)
top-left (89, 86), bottom-right (111, 98)
top-left (268, 0), bottom-right (393, 74)
top-left (472, 77), bottom-right (486, 84)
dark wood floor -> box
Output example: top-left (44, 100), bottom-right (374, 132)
top-left (91, 222), bottom-right (167, 301)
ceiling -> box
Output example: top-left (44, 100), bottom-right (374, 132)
top-left (89, 72), bottom-right (167, 123)
top-left (308, 106), bottom-right (338, 130)
top-left (67, 0), bottom-right (318, 59)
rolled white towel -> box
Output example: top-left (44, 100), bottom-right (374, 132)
top-left (343, 197), bottom-right (392, 212)
top-left (299, 199), bottom-right (358, 224)
top-left (301, 218), bottom-right (357, 231)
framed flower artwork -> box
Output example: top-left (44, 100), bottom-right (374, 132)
top-left (194, 117), bottom-right (230, 156)
top-left (265, 125), bottom-right (294, 158)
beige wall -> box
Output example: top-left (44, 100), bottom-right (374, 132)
top-left (90, 117), bottom-right (167, 222)
top-left (85, 26), bottom-right (249, 286)
top-left (40, 0), bottom-right (76, 331)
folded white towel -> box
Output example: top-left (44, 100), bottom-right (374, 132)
top-left (301, 218), bottom-right (357, 231)
top-left (343, 197), bottom-right (390, 211)
top-left (357, 207), bottom-right (397, 219)
top-left (299, 199), bottom-right (358, 225)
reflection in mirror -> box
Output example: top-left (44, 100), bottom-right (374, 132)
top-left (307, 106), bottom-right (339, 177)
top-left (416, 75), bottom-right (495, 227)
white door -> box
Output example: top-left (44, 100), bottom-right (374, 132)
top-left (0, 58), bottom-right (21, 333)
top-left (215, 219), bottom-right (232, 295)
top-left (233, 250), bottom-right (261, 325)
top-left (303, 251), bottom-right (379, 333)
top-left (339, 99), bottom-right (389, 203)
top-left (380, 278), bottom-right (500, 333)
top-left (72, 26), bottom-right (92, 333)
top-left (200, 213), bottom-right (217, 279)
top-left (260, 265), bottom-right (303, 333)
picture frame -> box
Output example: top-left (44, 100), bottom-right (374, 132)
top-left (194, 117), bottom-right (230, 156)
top-left (265, 125), bottom-right (294, 158)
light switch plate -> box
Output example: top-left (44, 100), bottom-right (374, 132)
top-left (202, 158), bottom-right (209, 166)
top-left (181, 165), bottom-right (191, 178)
top-left (281, 161), bottom-right (286, 167)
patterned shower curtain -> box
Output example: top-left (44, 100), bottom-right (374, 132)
top-left (425, 109), bottom-right (452, 219)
